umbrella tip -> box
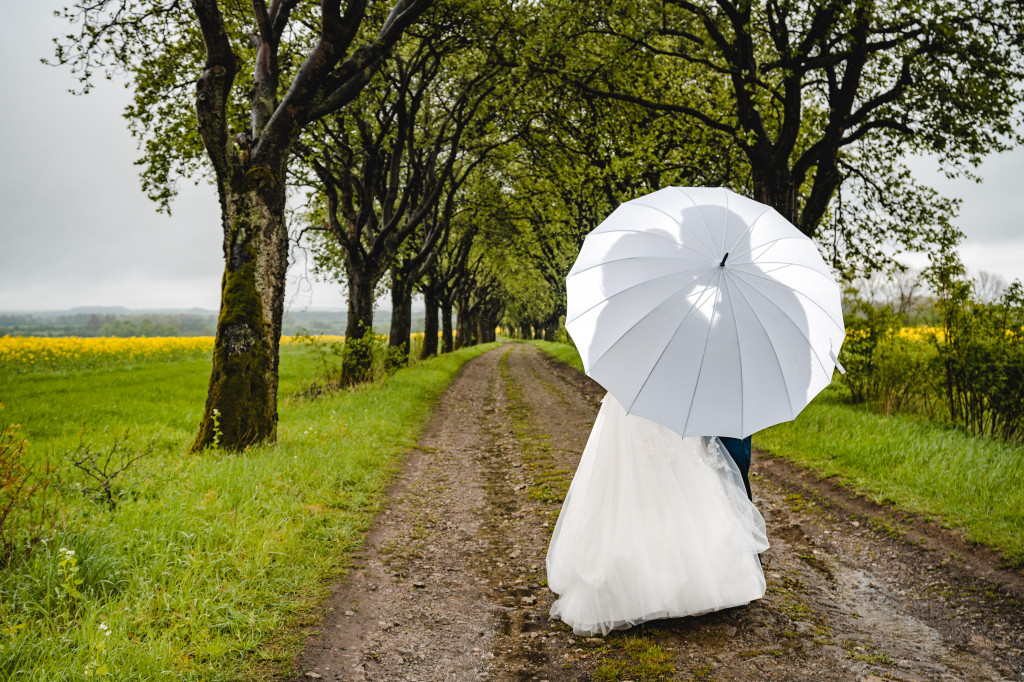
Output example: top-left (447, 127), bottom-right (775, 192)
top-left (719, 252), bottom-right (729, 267)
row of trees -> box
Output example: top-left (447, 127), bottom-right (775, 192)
top-left (55, 0), bottom-right (1024, 450)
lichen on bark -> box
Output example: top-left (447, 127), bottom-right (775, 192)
top-left (192, 257), bottom-right (277, 452)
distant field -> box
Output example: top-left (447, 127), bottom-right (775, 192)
top-left (529, 340), bottom-right (1024, 567)
top-left (0, 339), bottom-right (496, 680)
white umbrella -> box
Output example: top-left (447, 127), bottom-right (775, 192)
top-left (565, 186), bottom-right (846, 438)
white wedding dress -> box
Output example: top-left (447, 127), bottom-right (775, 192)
top-left (546, 394), bottom-right (769, 636)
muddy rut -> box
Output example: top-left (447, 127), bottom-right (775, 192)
top-left (289, 343), bottom-right (1024, 681)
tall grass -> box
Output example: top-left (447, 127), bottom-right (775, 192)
top-left (0, 341), bottom-right (497, 680)
top-left (529, 340), bottom-right (1024, 567)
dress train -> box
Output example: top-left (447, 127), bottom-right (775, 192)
top-left (546, 394), bottom-right (769, 636)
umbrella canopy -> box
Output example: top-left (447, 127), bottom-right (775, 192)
top-left (565, 186), bottom-right (845, 438)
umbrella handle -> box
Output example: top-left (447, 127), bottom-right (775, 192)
top-left (829, 347), bottom-right (846, 374)
top-left (719, 252), bottom-right (729, 267)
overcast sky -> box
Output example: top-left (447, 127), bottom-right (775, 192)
top-left (1, 3), bottom-right (1022, 313)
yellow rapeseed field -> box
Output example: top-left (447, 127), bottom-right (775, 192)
top-left (0, 335), bottom-right (346, 374)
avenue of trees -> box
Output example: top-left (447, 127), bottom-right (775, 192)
top-left (54, 0), bottom-right (1024, 449)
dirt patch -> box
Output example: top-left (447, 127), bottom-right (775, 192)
top-left (288, 342), bottom-right (1024, 681)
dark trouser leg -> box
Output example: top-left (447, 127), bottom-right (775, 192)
top-left (718, 436), bottom-right (752, 501)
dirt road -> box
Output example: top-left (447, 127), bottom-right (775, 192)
top-left (290, 342), bottom-right (1024, 681)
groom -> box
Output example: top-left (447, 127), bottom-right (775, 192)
top-left (719, 436), bottom-right (752, 500)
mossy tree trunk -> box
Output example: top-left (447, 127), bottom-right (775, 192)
top-left (193, 169), bottom-right (288, 451)
top-left (184, 0), bottom-right (434, 451)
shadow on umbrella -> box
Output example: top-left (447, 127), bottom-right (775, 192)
top-left (566, 187), bottom-right (843, 439)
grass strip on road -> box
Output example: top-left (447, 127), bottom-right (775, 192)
top-left (528, 340), bottom-right (1024, 568)
top-left (0, 342), bottom-right (497, 680)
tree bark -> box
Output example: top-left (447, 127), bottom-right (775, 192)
top-left (421, 287), bottom-right (439, 359)
top-left (456, 301), bottom-right (478, 348)
top-left (751, 165), bottom-right (801, 233)
top-left (441, 298), bottom-right (454, 353)
top-left (192, 169), bottom-right (287, 451)
top-left (388, 271), bottom-right (413, 362)
top-left (345, 265), bottom-right (377, 341)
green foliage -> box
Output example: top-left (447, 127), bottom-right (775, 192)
top-left (520, 0), bottom-right (1024, 275)
top-left (840, 291), bottom-right (941, 416)
top-left (292, 331), bottom-right (413, 390)
top-left (928, 247), bottom-right (1024, 441)
top-left (0, 342), bottom-right (496, 678)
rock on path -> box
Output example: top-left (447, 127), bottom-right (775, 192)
top-left (289, 343), bottom-right (1024, 681)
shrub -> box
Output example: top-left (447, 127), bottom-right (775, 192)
top-left (928, 248), bottom-right (1024, 442)
top-left (840, 291), bottom-right (941, 415)
top-left (293, 329), bottom-right (409, 391)
top-left (0, 406), bottom-right (54, 564)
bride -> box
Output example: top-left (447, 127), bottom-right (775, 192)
top-left (546, 393), bottom-right (769, 636)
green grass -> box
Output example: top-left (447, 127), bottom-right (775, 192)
top-left (530, 340), bottom-right (1024, 567)
top-left (527, 339), bottom-right (584, 373)
top-left (593, 635), bottom-right (675, 681)
top-left (0, 342), bottom-right (497, 680)
top-left (759, 384), bottom-right (1024, 566)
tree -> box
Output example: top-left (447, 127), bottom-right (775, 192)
top-left (300, 5), bottom-right (504, 373)
top-left (531, 0), bottom-right (1024, 274)
top-left (54, 0), bottom-right (433, 450)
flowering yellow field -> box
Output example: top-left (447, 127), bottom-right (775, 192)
top-left (897, 326), bottom-right (943, 342)
top-left (0, 335), bottom-right (346, 374)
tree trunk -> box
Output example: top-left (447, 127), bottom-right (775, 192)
top-left (192, 173), bottom-right (287, 451)
top-left (751, 165), bottom-right (802, 234)
top-left (441, 299), bottom-right (454, 353)
top-left (345, 266), bottom-right (377, 341)
top-left (388, 273), bottom-right (413, 362)
top-left (456, 302), bottom-right (477, 348)
top-left (421, 288), bottom-right (439, 359)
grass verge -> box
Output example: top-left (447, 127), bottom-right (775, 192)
top-left (528, 340), bottom-right (1024, 567)
top-left (526, 340), bottom-right (583, 373)
top-left (0, 342), bottom-right (497, 680)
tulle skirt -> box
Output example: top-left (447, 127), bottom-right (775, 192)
top-left (546, 394), bottom-right (769, 636)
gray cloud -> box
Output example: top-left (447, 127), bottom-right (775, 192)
top-left (1, 2), bottom-right (1022, 314)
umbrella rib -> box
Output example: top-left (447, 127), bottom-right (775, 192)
top-left (731, 274), bottom-right (835, 379)
top-left (590, 268), bottom-right (720, 385)
top-left (680, 269), bottom-right (726, 435)
top-left (729, 235), bottom-right (807, 262)
top-left (678, 188), bottom-right (720, 259)
top-left (726, 272), bottom-right (795, 421)
top-left (589, 228), bottom-right (713, 261)
top-left (623, 200), bottom-right (717, 260)
top-left (721, 190), bottom-right (730, 256)
top-left (568, 253), bottom-right (709, 278)
top-left (726, 207), bottom-right (772, 257)
top-left (740, 259), bottom-right (832, 274)
top-left (623, 271), bottom-right (722, 417)
top-left (566, 264), bottom-right (714, 325)
top-left (731, 267), bottom-right (845, 331)
top-left (721, 273), bottom-right (745, 434)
